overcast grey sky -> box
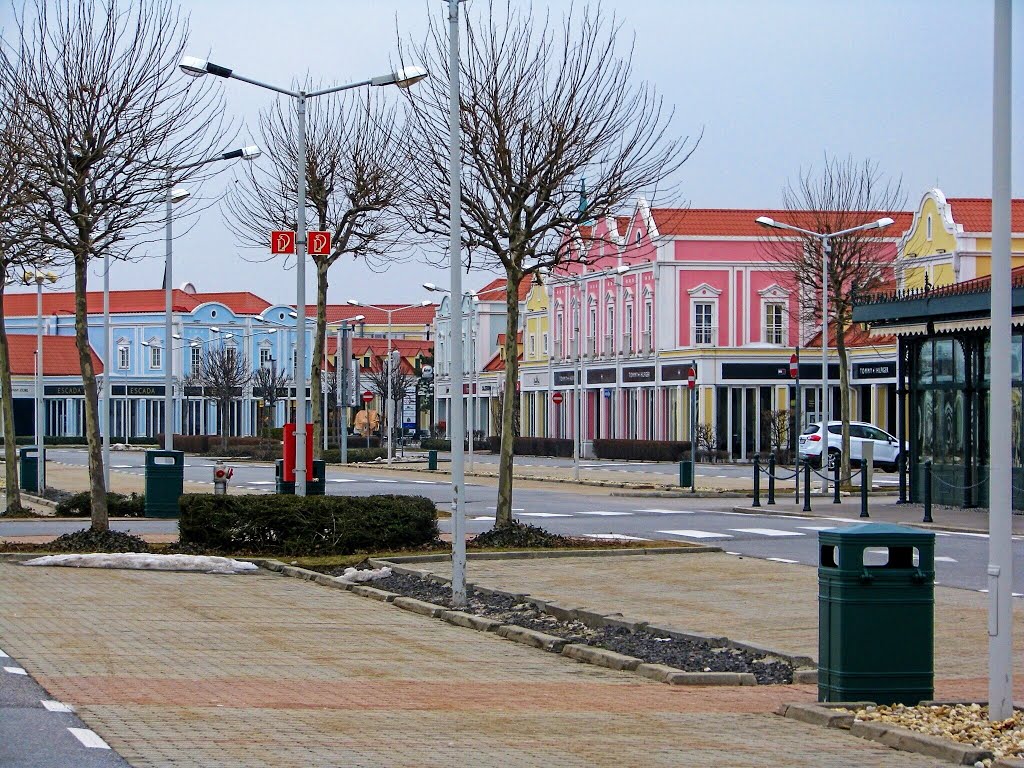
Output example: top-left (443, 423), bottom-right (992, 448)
top-left (9, 1), bottom-right (1024, 305)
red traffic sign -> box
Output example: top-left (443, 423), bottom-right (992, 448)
top-left (552, 391), bottom-right (564, 405)
top-left (361, 390), bottom-right (374, 404)
top-left (789, 353), bottom-right (799, 379)
top-left (271, 230), bottom-right (296, 254)
top-left (308, 230), bottom-right (332, 256)
top-left (687, 367), bottom-right (696, 389)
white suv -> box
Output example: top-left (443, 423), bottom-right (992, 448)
top-left (797, 421), bottom-right (904, 473)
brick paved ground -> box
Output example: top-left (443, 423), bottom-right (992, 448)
top-left (0, 561), bottom-right (942, 768)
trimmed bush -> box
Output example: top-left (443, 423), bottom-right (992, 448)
top-left (321, 448), bottom-right (388, 463)
top-left (0, 436), bottom-right (154, 446)
top-left (420, 438), bottom-right (489, 451)
top-left (55, 492), bottom-right (146, 518)
top-left (593, 439), bottom-right (692, 462)
top-left (486, 436), bottom-right (573, 457)
top-left (178, 493), bottom-right (438, 555)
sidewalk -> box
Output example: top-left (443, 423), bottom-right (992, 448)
top-left (0, 557), bottom-right (944, 768)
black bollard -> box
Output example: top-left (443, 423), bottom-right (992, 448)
top-left (923, 460), bottom-right (933, 523)
top-left (832, 454), bottom-right (841, 504)
top-left (860, 467), bottom-right (870, 518)
top-left (803, 461), bottom-right (812, 512)
top-left (752, 456), bottom-right (761, 507)
top-left (767, 454), bottom-right (776, 505)
top-left (897, 453), bottom-right (907, 504)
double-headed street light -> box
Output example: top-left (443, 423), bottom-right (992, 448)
top-left (346, 299), bottom-right (432, 463)
top-left (755, 215), bottom-right (893, 493)
top-left (162, 146), bottom-right (260, 451)
top-left (179, 56), bottom-right (427, 495)
top-left (23, 269), bottom-right (57, 493)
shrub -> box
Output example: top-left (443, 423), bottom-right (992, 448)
top-left (321, 448), bottom-right (388, 463)
top-left (55, 491), bottom-right (146, 518)
top-left (486, 436), bottom-right (573, 457)
top-left (178, 493), bottom-right (438, 555)
top-left (593, 439), bottom-right (692, 462)
top-left (420, 438), bottom-right (489, 451)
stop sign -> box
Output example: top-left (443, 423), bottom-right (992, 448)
top-left (687, 367), bottom-right (696, 390)
top-left (362, 390), bottom-right (374, 403)
top-left (552, 391), bottom-right (564, 405)
top-left (789, 353), bottom-right (799, 379)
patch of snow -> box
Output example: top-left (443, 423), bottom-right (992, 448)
top-left (337, 566), bottom-right (392, 583)
top-left (23, 553), bottom-right (259, 574)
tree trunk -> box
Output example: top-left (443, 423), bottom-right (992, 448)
top-left (495, 274), bottom-right (522, 528)
top-left (0, 284), bottom-right (24, 515)
top-left (836, 316), bottom-right (852, 486)
top-left (311, 262), bottom-right (329, 460)
top-left (74, 253), bottom-right (108, 531)
top-left (220, 400), bottom-right (228, 450)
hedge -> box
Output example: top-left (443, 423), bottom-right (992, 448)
top-left (321, 448), bottom-right (388, 463)
top-left (55, 492), bottom-right (146, 517)
top-left (0, 436), bottom-right (155, 446)
top-left (419, 438), bottom-right (489, 451)
top-left (593, 439), bottom-right (692, 461)
top-left (178, 493), bottom-right (438, 555)
top-left (486, 436), bottom-right (574, 457)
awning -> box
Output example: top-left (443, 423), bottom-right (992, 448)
top-left (932, 315), bottom-right (1024, 333)
top-left (869, 322), bottom-right (928, 337)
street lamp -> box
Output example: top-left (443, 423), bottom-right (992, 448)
top-left (756, 215), bottom-right (893, 493)
top-left (23, 269), bottom-right (57, 493)
top-left (179, 55), bottom-right (426, 496)
top-left (162, 146), bottom-right (260, 451)
top-left (347, 299), bottom-right (432, 463)
top-left (327, 314), bottom-right (364, 459)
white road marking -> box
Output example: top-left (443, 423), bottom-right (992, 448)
top-left (517, 512), bottom-right (571, 518)
top-left (410, 480), bottom-right (437, 485)
top-left (657, 529), bottom-right (733, 539)
top-left (246, 481), bottom-right (276, 485)
top-left (730, 528), bottom-right (804, 537)
top-left (487, 507), bottom-right (524, 512)
top-left (4, 667), bottom-right (27, 675)
top-left (0, 648), bottom-right (7, 658)
top-left (581, 533), bottom-right (651, 541)
top-left (934, 556), bottom-right (958, 563)
top-left (469, 516), bottom-right (495, 521)
top-left (42, 700), bottom-right (74, 713)
top-left (68, 728), bottom-right (110, 749)
top-left (634, 508), bottom-right (693, 514)
top-left (949, 532), bottom-right (988, 538)
top-left (370, 479), bottom-right (397, 484)
top-left (725, 551), bottom-right (741, 555)
top-left (798, 525), bottom-right (842, 532)
top-left (582, 511), bottom-right (631, 516)
top-left (767, 557), bottom-right (800, 564)
top-left (326, 479), bottom-right (357, 483)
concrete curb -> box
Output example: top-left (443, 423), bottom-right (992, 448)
top-left (778, 700), bottom-right (997, 765)
top-left (561, 643), bottom-right (641, 671)
top-left (374, 545), bottom-right (720, 564)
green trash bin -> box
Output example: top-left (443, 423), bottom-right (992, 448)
top-left (144, 450), bottom-right (184, 518)
top-left (428, 450), bottom-right (438, 471)
top-left (679, 459), bottom-right (693, 487)
top-left (308, 460), bottom-right (326, 496)
top-left (18, 446), bottom-right (44, 493)
top-left (275, 459), bottom-right (295, 495)
top-left (818, 523), bottom-right (935, 705)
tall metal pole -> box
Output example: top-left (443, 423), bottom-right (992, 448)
top-left (102, 250), bottom-right (111, 491)
top-left (448, 0), bottom-right (467, 608)
top-left (988, 0), bottom-right (1013, 722)
top-left (821, 235), bottom-right (831, 495)
top-left (338, 326), bottom-right (348, 464)
top-left (467, 297), bottom-right (475, 470)
top-left (572, 277), bottom-right (581, 481)
top-left (35, 278), bottom-right (44, 492)
top-left (294, 93), bottom-right (308, 496)
top-left (795, 347), bottom-right (801, 505)
top-left (163, 170), bottom-right (174, 450)
top-left (386, 309), bottom-right (394, 463)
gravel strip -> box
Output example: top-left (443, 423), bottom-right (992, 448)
top-left (350, 570), bottom-right (793, 684)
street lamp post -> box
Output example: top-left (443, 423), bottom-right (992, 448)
top-left (347, 300), bottom-right (431, 463)
top-left (755, 215), bottom-right (894, 493)
top-left (328, 315), bottom-right (363, 461)
top-left (25, 270), bottom-right (57, 493)
top-left (163, 146), bottom-right (260, 451)
top-left (179, 55), bottom-right (426, 495)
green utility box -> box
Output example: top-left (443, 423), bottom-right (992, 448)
top-left (275, 459), bottom-right (325, 495)
top-left (428, 450), bottom-right (438, 471)
top-left (144, 450), bottom-right (184, 518)
top-left (18, 447), bottom-right (44, 493)
top-left (679, 459), bottom-right (693, 487)
top-left (818, 523), bottom-right (935, 705)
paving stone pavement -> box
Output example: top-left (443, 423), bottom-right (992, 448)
top-left (0, 560), bottom-right (944, 768)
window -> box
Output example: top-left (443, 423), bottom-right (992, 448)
top-left (555, 313), bottom-right (564, 342)
top-left (528, 334), bottom-right (536, 357)
top-left (588, 307), bottom-right (597, 339)
top-left (926, 214), bottom-right (933, 241)
top-left (542, 332), bottom-right (549, 356)
top-left (259, 347), bottom-right (273, 368)
top-left (190, 345), bottom-right (201, 372)
top-left (607, 305), bottom-right (615, 335)
top-left (624, 304), bottom-right (633, 335)
top-left (117, 344), bottom-right (129, 369)
top-left (644, 300), bottom-right (653, 333)
top-left (226, 346), bottom-right (237, 367)
top-left (764, 303), bottom-right (785, 345)
top-left (149, 344), bottom-right (161, 370)
top-left (694, 303), bottom-right (714, 345)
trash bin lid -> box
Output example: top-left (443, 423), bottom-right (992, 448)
top-left (818, 522), bottom-right (934, 545)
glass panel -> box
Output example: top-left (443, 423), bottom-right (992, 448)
top-left (1014, 335), bottom-right (1023, 384)
top-left (1014, 387), bottom-right (1024, 468)
top-left (984, 340), bottom-right (991, 383)
top-left (918, 389), bottom-right (934, 462)
top-left (934, 339), bottom-right (953, 383)
top-left (917, 341), bottom-right (933, 385)
top-left (953, 339), bottom-right (965, 383)
top-left (935, 389), bottom-right (964, 464)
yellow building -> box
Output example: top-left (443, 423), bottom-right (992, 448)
top-left (519, 279), bottom-right (552, 437)
top-left (897, 188), bottom-right (1024, 290)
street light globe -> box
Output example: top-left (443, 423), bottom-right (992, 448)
top-left (346, 299), bottom-right (360, 306)
top-left (171, 188), bottom-right (190, 204)
top-left (179, 56), bottom-right (208, 77)
top-left (419, 300), bottom-right (432, 307)
top-left (875, 217), bottom-right (895, 229)
top-left (423, 282), bottom-right (438, 291)
top-left (755, 216), bottom-right (776, 228)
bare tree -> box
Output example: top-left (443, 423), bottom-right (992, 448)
top-left (761, 409), bottom-right (791, 461)
top-left (760, 155), bottom-right (903, 480)
top-left (252, 362), bottom-right (289, 438)
top-left (9, 0), bottom-right (227, 530)
top-left (224, 89), bottom-right (409, 459)
top-left (365, 359), bottom-right (416, 442)
top-left (399, 1), bottom-right (696, 526)
top-left (193, 346), bottom-right (252, 450)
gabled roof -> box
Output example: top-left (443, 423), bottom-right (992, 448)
top-left (804, 323), bottom-right (896, 348)
top-left (475, 274), bottom-right (534, 303)
top-left (651, 208), bottom-right (914, 238)
top-left (3, 289), bottom-right (270, 317)
top-left (945, 198), bottom-right (1024, 233)
top-left (5, 334), bottom-right (102, 375)
top-left (324, 304), bottom-right (437, 325)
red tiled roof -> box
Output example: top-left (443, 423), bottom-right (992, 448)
top-left (804, 324), bottom-right (895, 349)
top-left (324, 304), bottom-right (437, 325)
top-left (475, 274), bottom-right (534, 302)
top-left (650, 208), bottom-right (914, 238)
top-left (5, 334), bottom-right (102, 375)
top-left (192, 292), bottom-right (271, 314)
top-left (615, 216), bottom-right (632, 237)
top-left (946, 198), bottom-right (1024, 233)
top-left (3, 289), bottom-right (271, 317)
